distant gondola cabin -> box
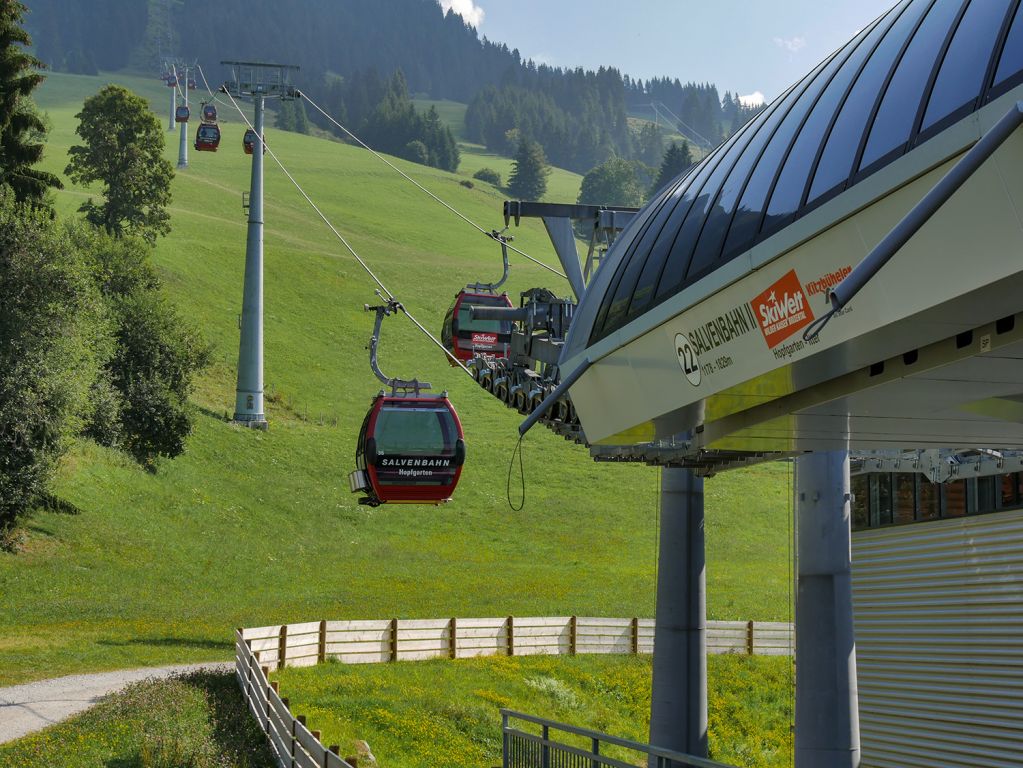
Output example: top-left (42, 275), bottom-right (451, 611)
top-left (194, 123), bottom-right (221, 152)
top-left (243, 129), bottom-right (261, 155)
top-left (175, 105), bottom-right (190, 123)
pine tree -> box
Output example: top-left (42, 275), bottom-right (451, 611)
top-left (275, 100), bottom-right (297, 132)
top-left (507, 138), bottom-right (550, 201)
top-left (294, 100), bottom-right (310, 134)
top-left (651, 141), bottom-right (694, 194)
top-left (0, 0), bottom-right (62, 204)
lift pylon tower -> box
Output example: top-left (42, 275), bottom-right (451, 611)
top-left (176, 63), bottom-right (193, 170)
top-left (162, 57), bottom-right (184, 131)
top-left (222, 61), bottom-right (300, 429)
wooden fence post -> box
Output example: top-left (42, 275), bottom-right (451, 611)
top-left (390, 618), bottom-right (399, 662)
top-left (507, 615), bottom-right (515, 656)
top-left (318, 620), bottom-right (327, 663)
top-left (278, 624), bottom-right (288, 670)
top-left (569, 616), bottom-right (577, 655)
top-left (245, 639), bottom-right (253, 695)
top-left (287, 702), bottom-right (296, 768)
top-left (746, 620), bottom-right (755, 656)
top-left (631, 617), bottom-right (639, 654)
top-left (449, 617), bottom-right (458, 659)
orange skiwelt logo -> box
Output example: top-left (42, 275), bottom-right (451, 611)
top-left (751, 269), bottom-right (815, 349)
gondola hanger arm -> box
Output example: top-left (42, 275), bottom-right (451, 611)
top-left (366, 297), bottom-right (431, 394)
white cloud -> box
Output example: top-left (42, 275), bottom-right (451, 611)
top-left (739, 91), bottom-right (766, 107)
top-left (439, 0), bottom-right (485, 27)
top-left (773, 35), bottom-right (807, 54)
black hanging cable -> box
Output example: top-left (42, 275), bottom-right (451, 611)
top-left (506, 433), bottom-right (526, 511)
top-left (787, 458), bottom-right (796, 757)
top-left (653, 468), bottom-right (660, 609)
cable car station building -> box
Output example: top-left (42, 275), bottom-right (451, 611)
top-left (542, 1), bottom-right (1023, 765)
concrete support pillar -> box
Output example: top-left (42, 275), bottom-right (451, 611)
top-left (169, 81), bottom-right (176, 131)
top-left (233, 95), bottom-right (268, 428)
top-left (795, 451), bottom-right (860, 768)
top-left (648, 466), bottom-right (707, 760)
top-left (177, 69), bottom-right (188, 170)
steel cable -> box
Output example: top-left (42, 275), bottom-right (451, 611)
top-left (217, 86), bottom-right (473, 377)
top-left (301, 92), bottom-right (567, 280)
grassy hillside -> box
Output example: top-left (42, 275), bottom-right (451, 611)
top-left (0, 70), bottom-right (791, 687)
top-left (0, 670), bottom-right (274, 768)
top-left (412, 96), bottom-right (583, 201)
top-left (270, 654), bottom-right (793, 768)
top-left (0, 656), bottom-right (793, 768)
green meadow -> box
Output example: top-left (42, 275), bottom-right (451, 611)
top-left (0, 655), bottom-right (793, 768)
top-left (269, 654), bottom-right (793, 768)
top-left (0, 70), bottom-right (791, 696)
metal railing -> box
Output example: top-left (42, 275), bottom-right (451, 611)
top-left (501, 710), bottom-right (738, 768)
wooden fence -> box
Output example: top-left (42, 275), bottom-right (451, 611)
top-left (236, 629), bottom-right (356, 768)
top-left (236, 617), bottom-right (793, 767)
top-left (239, 617), bottom-right (793, 670)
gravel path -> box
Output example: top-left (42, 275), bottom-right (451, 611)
top-left (0, 662), bottom-right (234, 744)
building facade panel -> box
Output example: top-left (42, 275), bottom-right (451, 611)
top-left (852, 506), bottom-right (1023, 767)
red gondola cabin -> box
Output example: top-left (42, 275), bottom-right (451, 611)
top-left (243, 128), bottom-right (260, 155)
top-left (175, 105), bottom-right (190, 123)
top-left (194, 123), bottom-right (221, 152)
top-left (440, 291), bottom-right (514, 365)
top-left (349, 394), bottom-right (465, 506)
top-left (201, 103), bottom-right (217, 123)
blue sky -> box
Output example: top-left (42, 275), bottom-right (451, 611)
top-left (440, 0), bottom-right (896, 103)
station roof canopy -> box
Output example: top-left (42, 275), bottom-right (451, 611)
top-left (567, 0), bottom-right (1023, 359)
top-left (557, 0), bottom-right (1023, 458)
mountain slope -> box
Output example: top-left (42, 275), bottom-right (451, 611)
top-left (0, 71), bottom-right (791, 686)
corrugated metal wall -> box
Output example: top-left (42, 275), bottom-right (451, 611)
top-left (852, 508), bottom-right (1023, 767)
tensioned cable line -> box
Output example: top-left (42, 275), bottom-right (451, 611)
top-left (218, 86), bottom-right (474, 376)
top-left (301, 92), bottom-right (567, 280)
top-left (195, 63), bottom-right (233, 110)
top-left (171, 65), bottom-right (185, 102)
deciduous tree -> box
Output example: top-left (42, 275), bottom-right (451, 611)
top-left (578, 155), bottom-right (644, 208)
top-left (0, 191), bottom-right (107, 537)
top-left (65, 85), bottom-right (174, 243)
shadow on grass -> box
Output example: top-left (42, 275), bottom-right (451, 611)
top-left (97, 671), bottom-right (275, 768)
top-left (196, 405), bottom-right (231, 423)
top-left (39, 492), bottom-right (82, 515)
top-left (178, 669), bottom-right (276, 768)
top-left (97, 636), bottom-right (234, 651)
